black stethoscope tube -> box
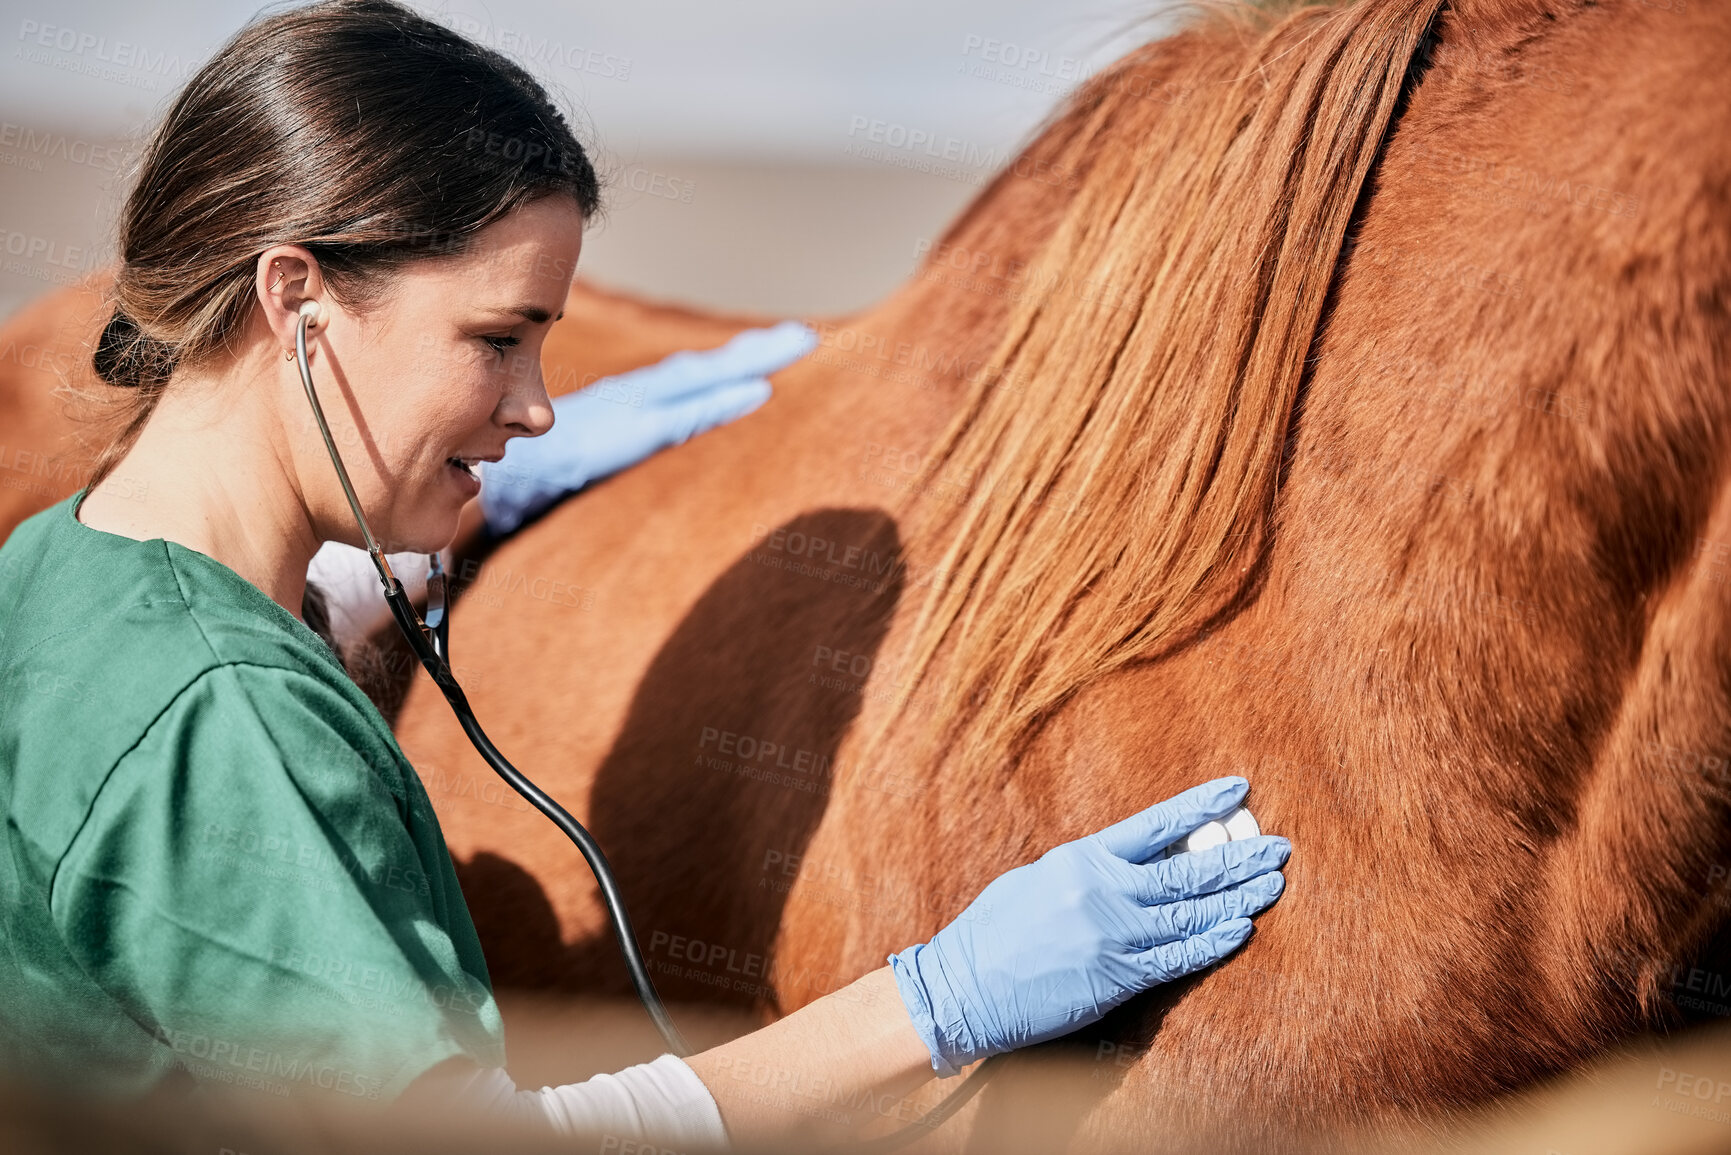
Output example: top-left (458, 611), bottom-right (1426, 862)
top-left (294, 306), bottom-right (689, 1057)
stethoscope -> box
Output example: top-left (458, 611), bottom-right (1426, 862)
top-left (293, 299), bottom-right (1267, 1138)
top-left (292, 301), bottom-right (688, 1056)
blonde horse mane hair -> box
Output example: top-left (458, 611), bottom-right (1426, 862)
top-left (869, 0), bottom-right (1446, 780)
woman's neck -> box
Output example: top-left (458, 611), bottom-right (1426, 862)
top-left (77, 365), bottom-right (321, 622)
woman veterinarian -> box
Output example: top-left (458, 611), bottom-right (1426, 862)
top-left (0, 1), bottom-right (1290, 1148)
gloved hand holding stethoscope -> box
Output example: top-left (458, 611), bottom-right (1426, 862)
top-left (889, 775), bottom-right (1287, 1076)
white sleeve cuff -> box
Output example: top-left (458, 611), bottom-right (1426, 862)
top-left (454, 1056), bottom-right (730, 1150)
top-left (305, 541), bottom-right (444, 654)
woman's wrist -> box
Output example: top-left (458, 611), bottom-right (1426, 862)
top-left (683, 965), bottom-right (935, 1149)
top-left (887, 945), bottom-right (966, 1077)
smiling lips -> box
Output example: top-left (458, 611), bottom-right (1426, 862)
top-left (445, 454), bottom-right (498, 496)
top-left (446, 450), bottom-right (503, 476)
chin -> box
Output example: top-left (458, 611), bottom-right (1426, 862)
top-left (378, 506), bottom-right (463, 556)
top-left (401, 523), bottom-right (461, 557)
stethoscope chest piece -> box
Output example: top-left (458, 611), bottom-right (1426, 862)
top-left (1165, 805), bottom-right (1260, 858)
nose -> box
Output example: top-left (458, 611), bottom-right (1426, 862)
top-left (498, 346), bottom-right (555, 437)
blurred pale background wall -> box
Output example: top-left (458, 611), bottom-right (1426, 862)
top-left (0, 0), bottom-right (1183, 323)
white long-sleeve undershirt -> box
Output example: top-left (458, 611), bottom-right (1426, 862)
top-left (449, 1054), bottom-right (730, 1149)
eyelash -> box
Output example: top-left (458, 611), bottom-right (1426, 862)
top-left (482, 335), bottom-right (520, 356)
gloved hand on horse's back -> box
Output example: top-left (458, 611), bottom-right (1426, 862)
top-left (479, 320), bottom-right (817, 534)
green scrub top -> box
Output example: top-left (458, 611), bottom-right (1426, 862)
top-left (0, 489), bottom-right (506, 1103)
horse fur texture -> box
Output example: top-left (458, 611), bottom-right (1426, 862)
top-left (1, 0), bottom-right (1727, 1149)
top-left (388, 0), bottom-right (1731, 1147)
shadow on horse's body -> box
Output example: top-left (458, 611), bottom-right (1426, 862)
top-left (399, 1), bottom-right (1731, 1146)
top-left (2, 0), bottom-right (1727, 1148)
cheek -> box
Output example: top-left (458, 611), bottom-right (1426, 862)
top-left (414, 367), bottom-right (503, 450)
top-left (388, 339), bottom-right (487, 409)
top-left (455, 369), bottom-right (507, 429)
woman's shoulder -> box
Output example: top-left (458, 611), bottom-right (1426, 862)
top-left (4, 489), bottom-right (363, 694)
top-left (1, 492), bottom-right (415, 856)
top-left (4, 491), bottom-right (344, 669)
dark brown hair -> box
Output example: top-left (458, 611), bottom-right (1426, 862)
top-left (88, 0), bottom-right (600, 488)
top-left (85, 0), bottom-right (600, 656)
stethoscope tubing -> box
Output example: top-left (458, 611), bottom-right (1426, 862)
top-left (294, 311), bottom-right (689, 1056)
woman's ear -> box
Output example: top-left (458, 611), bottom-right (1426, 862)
top-left (255, 244), bottom-right (327, 354)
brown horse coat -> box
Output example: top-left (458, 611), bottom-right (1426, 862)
top-left (394, 0), bottom-right (1731, 1145)
top-left (3, 0), bottom-right (1728, 1148)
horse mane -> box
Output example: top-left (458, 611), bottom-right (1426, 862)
top-left (866, 0), bottom-right (1447, 780)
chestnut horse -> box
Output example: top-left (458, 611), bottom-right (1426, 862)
top-left (3, 0), bottom-right (1728, 1149)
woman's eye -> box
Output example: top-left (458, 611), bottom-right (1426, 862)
top-left (481, 334), bottom-right (520, 355)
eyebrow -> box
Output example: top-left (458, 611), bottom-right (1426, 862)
top-left (488, 305), bottom-right (563, 324)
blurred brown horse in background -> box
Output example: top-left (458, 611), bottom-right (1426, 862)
top-left (3, 0), bottom-right (1729, 1149)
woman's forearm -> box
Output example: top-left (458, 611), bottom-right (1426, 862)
top-left (683, 965), bottom-right (937, 1149)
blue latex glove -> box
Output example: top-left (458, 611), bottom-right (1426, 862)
top-left (888, 776), bottom-right (1289, 1076)
top-left (478, 320), bottom-right (818, 534)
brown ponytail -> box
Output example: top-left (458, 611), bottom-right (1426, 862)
top-left (92, 308), bottom-right (175, 392)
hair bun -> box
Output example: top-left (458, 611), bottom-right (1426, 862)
top-left (93, 307), bottom-right (174, 389)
